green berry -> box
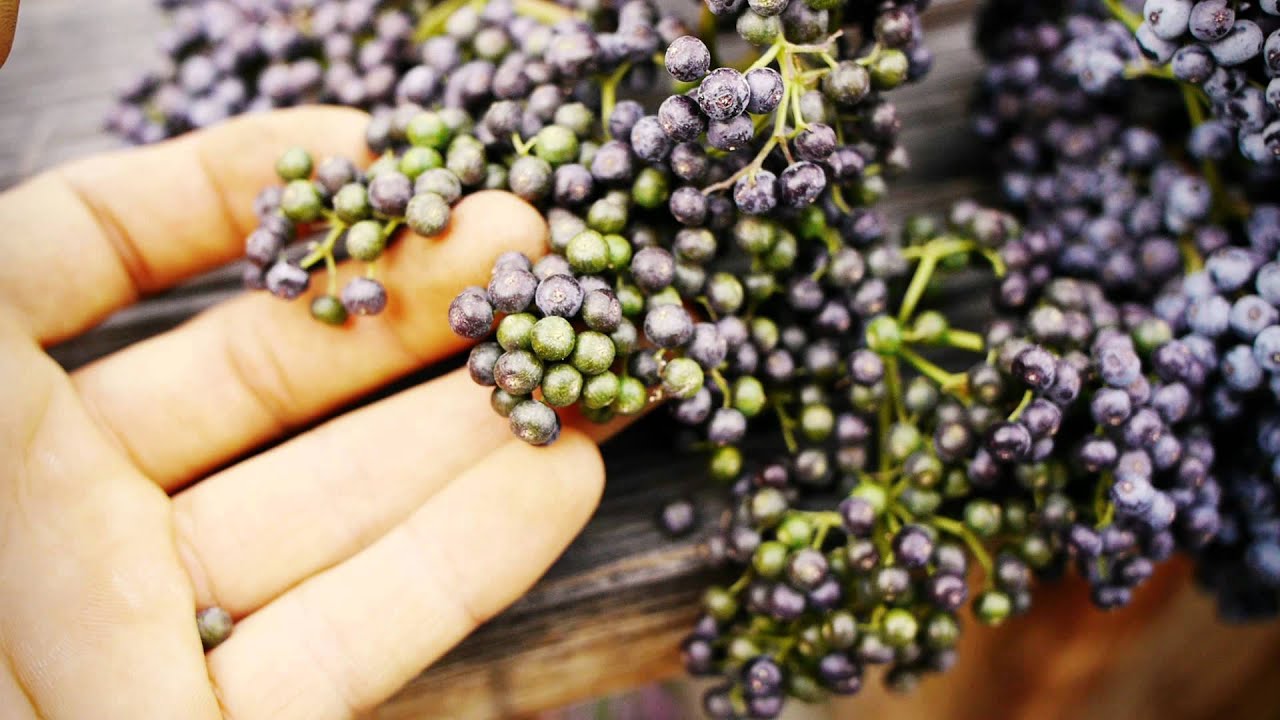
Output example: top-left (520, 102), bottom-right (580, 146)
top-left (704, 587), bottom-right (738, 621)
top-left (406, 112), bottom-right (451, 149)
top-left (542, 364), bottom-right (584, 407)
top-left (310, 295), bottom-right (347, 325)
top-left (800, 404), bottom-right (834, 442)
top-left (571, 331), bottom-right (616, 376)
top-left (775, 515), bottom-right (813, 549)
top-left (415, 168), bottom-right (462, 204)
top-left (587, 197), bottom-right (627, 234)
top-left (706, 272), bottom-right (745, 315)
top-left (280, 180), bottom-right (323, 222)
top-left (484, 163), bottom-right (508, 189)
top-left (661, 357), bottom-right (704, 399)
top-left (582, 371), bottom-right (620, 409)
top-left (344, 220), bottom-right (386, 262)
top-left (275, 147), bottom-right (313, 181)
top-left (196, 607), bottom-right (234, 650)
top-left (616, 282), bottom-right (644, 316)
top-left (732, 376), bottom-right (766, 417)
top-left (490, 388), bottom-right (525, 417)
top-left (882, 608), bottom-right (919, 647)
top-left (866, 315), bottom-right (903, 354)
top-left (850, 482), bottom-right (888, 515)
top-left (1132, 318), bottom-right (1172, 355)
top-left (924, 612), bottom-right (960, 650)
top-left (749, 487), bottom-right (788, 527)
top-left (553, 103), bottom-right (595, 137)
top-left (871, 49), bottom-right (910, 89)
top-left (604, 233), bottom-right (632, 269)
top-left (399, 146), bottom-right (444, 178)
top-left (762, 230), bottom-right (797, 270)
top-left (631, 167), bottom-right (669, 209)
top-left (709, 445), bottom-right (742, 481)
top-left (736, 10), bottom-right (782, 46)
top-left (912, 310), bottom-right (948, 344)
top-left (566, 230), bottom-right (609, 274)
top-left (822, 610), bottom-right (859, 650)
top-left (964, 498), bottom-right (1002, 538)
top-left (752, 541), bottom-right (789, 578)
top-left (333, 183), bottom-right (372, 223)
top-left (534, 125), bottom-right (579, 165)
top-left (734, 217), bottom-right (777, 255)
top-left (887, 422), bottom-right (922, 461)
top-left (531, 316), bottom-right (576, 361)
top-left (613, 376), bottom-right (648, 415)
top-left (497, 312), bottom-right (537, 351)
top-left (406, 192), bottom-right (451, 236)
top-left (975, 590), bottom-right (1012, 625)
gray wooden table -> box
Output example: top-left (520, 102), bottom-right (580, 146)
top-left (0, 2), bottom-right (989, 717)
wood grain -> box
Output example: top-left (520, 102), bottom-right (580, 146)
top-left (3, 1), bottom-right (1279, 719)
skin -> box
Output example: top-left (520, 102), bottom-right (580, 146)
top-left (0, 107), bottom-right (623, 719)
top-left (0, 0), bottom-right (13, 67)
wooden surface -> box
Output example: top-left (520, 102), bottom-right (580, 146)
top-left (4, 2), bottom-right (1280, 719)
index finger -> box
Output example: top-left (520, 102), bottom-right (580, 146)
top-left (0, 106), bottom-right (371, 345)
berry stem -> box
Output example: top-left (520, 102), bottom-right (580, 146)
top-left (1101, 0), bottom-right (1141, 32)
top-left (599, 62), bottom-right (633, 140)
top-left (885, 356), bottom-right (907, 422)
top-left (1007, 390), bottom-right (1033, 421)
top-left (413, 0), bottom-right (479, 41)
top-left (932, 516), bottom-right (994, 582)
top-left (1094, 471), bottom-right (1116, 528)
top-left (512, 0), bottom-right (578, 25)
top-left (772, 398), bottom-right (800, 454)
top-left (898, 345), bottom-right (966, 394)
top-left (897, 251), bottom-right (938, 324)
top-left (325, 252), bottom-right (338, 295)
top-left (710, 368), bottom-right (734, 409)
top-left (941, 329), bottom-right (985, 353)
top-left (300, 222), bottom-right (346, 270)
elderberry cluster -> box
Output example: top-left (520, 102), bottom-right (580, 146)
top-left (108, 0), bottom-right (1280, 715)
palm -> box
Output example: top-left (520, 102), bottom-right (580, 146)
top-left (0, 108), bottom-right (608, 719)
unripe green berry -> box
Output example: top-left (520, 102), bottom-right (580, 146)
top-left (406, 192), bottom-right (450, 236)
top-left (775, 515), bottom-right (814, 548)
top-left (752, 541), bottom-right (789, 578)
top-left (709, 445), bottom-right (742, 481)
top-left (345, 220), bottom-right (386, 262)
top-left (975, 590), bottom-right (1012, 625)
top-left (871, 49), bottom-right (910, 89)
top-left (571, 331), bottom-right (616, 376)
top-left (882, 608), bottom-right (918, 647)
top-left (964, 498), bottom-right (1002, 538)
top-left (631, 167), bottom-right (669, 209)
top-left (912, 311), bottom-right (948, 344)
top-left (542, 364), bottom-right (584, 407)
top-left (490, 388), bottom-right (524, 418)
top-left (566, 230), bottom-right (609, 274)
top-left (582, 371), bottom-right (620, 409)
top-left (196, 607), bottom-right (234, 650)
top-left (587, 197), bottom-right (627, 234)
top-left (407, 112), bottom-right (452, 149)
top-left (497, 312), bottom-right (537, 351)
top-left (534, 125), bottom-right (579, 165)
top-left (531, 316), bottom-right (576, 361)
top-left (613, 376), bottom-right (648, 415)
top-left (604, 233), bottom-right (632, 269)
top-left (733, 376), bottom-right (766, 417)
top-left (275, 147), bottom-right (313, 181)
top-left (399, 146), bottom-right (444, 179)
top-left (281, 179), bottom-right (323, 222)
top-left (310, 295), bottom-right (347, 326)
top-left (333, 183), bottom-right (372, 223)
top-left (866, 315), bottom-right (903, 354)
top-left (662, 357), bottom-right (705, 399)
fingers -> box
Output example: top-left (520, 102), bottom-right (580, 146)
top-left (0, 106), bottom-right (370, 345)
top-left (0, 316), bottom-right (221, 720)
top-left (0, 1), bottom-right (16, 68)
top-left (172, 364), bottom-right (641, 618)
top-left (206, 429), bottom-right (604, 720)
top-left (73, 191), bottom-right (548, 490)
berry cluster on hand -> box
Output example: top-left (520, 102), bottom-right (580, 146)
top-left (110, 0), bottom-right (1280, 716)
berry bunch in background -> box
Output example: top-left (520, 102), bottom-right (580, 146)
top-left (114, 0), bottom-right (1280, 717)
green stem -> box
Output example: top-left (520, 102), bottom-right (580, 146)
top-left (300, 223), bottom-right (345, 270)
top-left (941, 329), bottom-right (985, 353)
top-left (933, 516), bottom-right (993, 581)
top-left (898, 251), bottom-right (938, 324)
top-left (512, 0), bottom-right (577, 24)
top-left (898, 345), bottom-right (966, 391)
top-left (728, 571), bottom-right (754, 596)
top-left (599, 62), bottom-right (633, 140)
top-left (1102, 0), bottom-right (1142, 31)
top-left (885, 357), bottom-right (906, 423)
top-left (1094, 472), bottom-right (1116, 528)
top-left (711, 368), bottom-right (733, 409)
top-left (772, 399), bottom-right (799, 454)
top-left (1007, 390), bottom-right (1033, 421)
top-left (324, 252), bottom-right (338, 296)
top-left (413, 0), bottom-right (478, 40)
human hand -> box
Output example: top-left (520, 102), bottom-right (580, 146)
top-left (0, 107), bottom-right (610, 719)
